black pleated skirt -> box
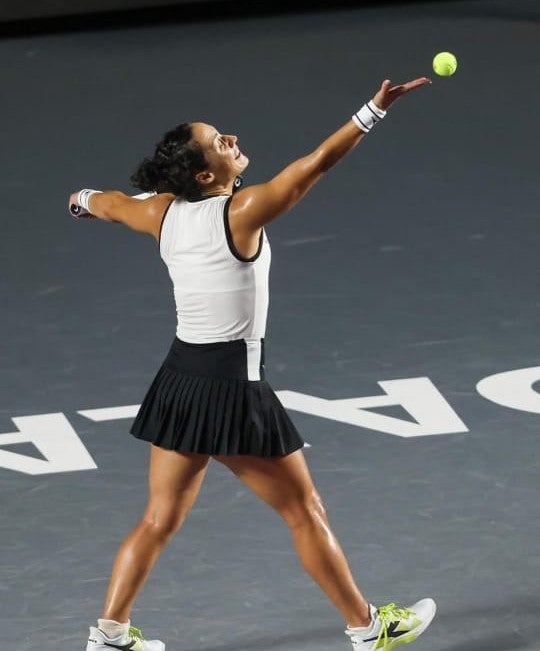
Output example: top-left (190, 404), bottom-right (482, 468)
top-left (129, 337), bottom-right (304, 456)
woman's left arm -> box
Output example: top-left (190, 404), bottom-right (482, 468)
top-left (229, 77), bottom-right (430, 232)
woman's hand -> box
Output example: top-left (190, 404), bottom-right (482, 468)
top-left (372, 77), bottom-right (432, 111)
top-left (68, 190), bottom-right (93, 218)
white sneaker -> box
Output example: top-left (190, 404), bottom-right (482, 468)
top-left (86, 625), bottom-right (165, 651)
top-left (345, 599), bottom-right (436, 651)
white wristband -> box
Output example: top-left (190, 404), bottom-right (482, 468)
top-left (77, 188), bottom-right (102, 212)
top-left (352, 100), bottom-right (386, 133)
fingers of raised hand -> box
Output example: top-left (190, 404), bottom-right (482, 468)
top-left (373, 76), bottom-right (431, 110)
top-left (403, 77), bottom-right (432, 91)
top-left (388, 77), bottom-right (432, 101)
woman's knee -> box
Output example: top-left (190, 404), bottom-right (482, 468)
top-left (280, 489), bottom-right (327, 529)
top-left (140, 504), bottom-right (187, 542)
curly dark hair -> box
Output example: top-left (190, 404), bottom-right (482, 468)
top-left (130, 123), bottom-right (208, 200)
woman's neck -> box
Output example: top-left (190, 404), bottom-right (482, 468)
top-left (200, 179), bottom-right (235, 198)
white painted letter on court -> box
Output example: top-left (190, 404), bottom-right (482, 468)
top-left (477, 366), bottom-right (540, 414)
top-left (0, 413), bottom-right (97, 475)
top-left (277, 377), bottom-right (468, 437)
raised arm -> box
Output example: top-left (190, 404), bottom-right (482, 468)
top-left (229, 77), bottom-right (431, 231)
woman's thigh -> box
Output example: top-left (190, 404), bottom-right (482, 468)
top-left (213, 450), bottom-right (322, 521)
top-left (143, 445), bottom-right (210, 527)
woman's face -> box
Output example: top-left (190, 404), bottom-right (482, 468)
top-left (191, 122), bottom-right (249, 186)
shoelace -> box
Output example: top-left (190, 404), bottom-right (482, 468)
top-left (128, 626), bottom-right (145, 642)
top-left (373, 603), bottom-right (413, 650)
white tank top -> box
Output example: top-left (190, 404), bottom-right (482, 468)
top-left (159, 195), bottom-right (271, 344)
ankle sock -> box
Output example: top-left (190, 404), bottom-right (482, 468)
top-left (98, 618), bottom-right (130, 640)
top-left (347, 605), bottom-right (377, 633)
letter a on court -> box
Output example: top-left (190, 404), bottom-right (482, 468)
top-left (277, 377), bottom-right (468, 437)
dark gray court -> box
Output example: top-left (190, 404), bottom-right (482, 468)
top-left (1, 1), bottom-right (539, 650)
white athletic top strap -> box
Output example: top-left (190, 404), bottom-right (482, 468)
top-left (159, 196), bottom-right (271, 344)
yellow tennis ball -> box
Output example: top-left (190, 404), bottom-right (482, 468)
top-left (433, 51), bottom-right (457, 76)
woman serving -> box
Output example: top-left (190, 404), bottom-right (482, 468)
top-left (70, 77), bottom-right (435, 651)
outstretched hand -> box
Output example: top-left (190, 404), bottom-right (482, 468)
top-left (372, 77), bottom-right (431, 111)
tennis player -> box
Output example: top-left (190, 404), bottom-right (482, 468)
top-left (70, 77), bottom-right (436, 651)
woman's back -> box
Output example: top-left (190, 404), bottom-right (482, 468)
top-left (161, 195), bottom-right (271, 344)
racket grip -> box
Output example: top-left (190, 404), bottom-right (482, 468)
top-left (70, 204), bottom-right (95, 219)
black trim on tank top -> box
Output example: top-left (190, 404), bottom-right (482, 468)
top-left (158, 199), bottom-right (175, 249)
top-left (187, 193), bottom-right (231, 203)
top-left (223, 195), bottom-right (264, 263)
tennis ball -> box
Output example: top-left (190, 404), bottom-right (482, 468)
top-left (432, 51), bottom-right (457, 76)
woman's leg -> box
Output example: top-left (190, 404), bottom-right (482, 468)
top-left (101, 445), bottom-right (210, 622)
top-left (214, 450), bottom-right (370, 627)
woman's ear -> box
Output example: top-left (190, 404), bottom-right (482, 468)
top-left (195, 170), bottom-right (214, 186)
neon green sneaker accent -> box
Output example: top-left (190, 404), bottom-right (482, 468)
top-left (128, 627), bottom-right (144, 640)
top-left (128, 626), bottom-right (145, 651)
top-left (372, 603), bottom-right (419, 651)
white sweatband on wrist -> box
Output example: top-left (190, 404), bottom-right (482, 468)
top-left (352, 100), bottom-right (386, 133)
top-left (77, 188), bottom-right (103, 212)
